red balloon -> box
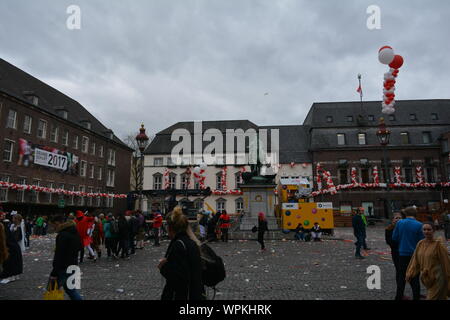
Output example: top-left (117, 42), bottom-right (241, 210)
top-left (389, 55), bottom-right (404, 69)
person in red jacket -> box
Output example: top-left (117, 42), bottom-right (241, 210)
top-left (152, 212), bottom-right (163, 246)
top-left (75, 211), bottom-right (95, 263)
top-left (91, 217), bottom-right (104, 259)
top-left (219, 210), bottom-right (231, 243)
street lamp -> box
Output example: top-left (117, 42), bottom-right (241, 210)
top-left (376, 117), bottom-right (391, 218)
top-left (135, 124), bottom-right (150, 211)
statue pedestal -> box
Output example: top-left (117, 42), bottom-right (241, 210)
top-left (239, 184), bottom-right (278, 231)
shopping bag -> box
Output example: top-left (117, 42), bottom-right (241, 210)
top-left (43, 279), bottom-right (64, 300)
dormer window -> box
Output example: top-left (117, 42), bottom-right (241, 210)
top-left (104, 129), bottom-right (114, 140)
top-left (59, 110), bottom-right (68, 119)
top-left (23, 92), bottom-right (39, 106)
top-left (80, 120), bottom-right (91, 130)
top-left (326, 116), bottom-right (333, 123)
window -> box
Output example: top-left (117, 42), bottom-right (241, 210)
top-left (443, 140), bottom-right (449, 153)
top-left (216, 198), bottom-right (226, 213)
top-left (358, 133), bottom-right (366, 145)
top-left (31, 180), bottom-right (40, 203)
top-left (69, 185), bottom-right (75, 205)
top-left (99, 145), bottom-right (104, 158)
top-left (338, 159), bottom-right (348, 167)
top-left (59, 110), bottom-right (68, 119)
top-left (181, 174), bottom-right (190, 189)
top-left (337, 134), bottom-right (346, 145)
top-left (426, 168), bottom-right (435, 183)
top-left (87, 187), bottom-right (94, 207)
top-left (167, 157), bottom-right (175, 166)
top-left (235, 172), bottom-right (242, 189)
top-left (98, 167), bottom-right (103, 181)
top-left (388, 115), bottom-right (395, 121)
top-left (37, 120), bottom-right (47, 139)
top-left (62, 130), bottom-right (69, 146)
top-left (0, 176), bottom-right (10, 202)
top-left (6, 110), bottom-right (17, 129)
top-left (23, 115), bottom-right (32, 134)
top-left (326, 116), bottom-right (333, 123)
top-left (96, 188), bottom-right (102, 207)
top-left (50, 126), bottom-right (59, 143)
top-left (17, 178), bottom-right (26, 203)
top-left (90, 142), bottom-right (96, 155)
top-left (153, 174), bottom-right (162, 190)
top-left (404, 168), bottom-right (414, 183)
top-left (339, 170), bottom-right (348, 184)
top-left (89, 164), bottom-right (95, 179)
top-left (216, 172), bottom-right (223, 190)
top-left (360, 158), bottom-right (369, 166)
top-left (80, 161), bottom-right (87, 177)
top-left (361, 169), bottom-right (370, 183)
top-left (81, 136), bottom-right (89, 153)
top-left (168, 173), bottom-right (176, 189)
top-left (422, 132), bottom-right (432, 144)
top-left (347, 116), bottom-right (353, 122)
top-left (107, 169), bottom-right (115, 187)
top-left (45, 182), bottom-right (54, 203)
top-left (409, 114), bottom-right (417, 121)
top-left (368, 115), bottom-right (375, 121)
top-left (78, 186), bottom-right (85, 206)
top-left (3, 140), bottom-right (14, 162)
top-left (154, 157), bottom-right (163, 166)
top-left (400, 132), bottom-right (410, 145)
top-left (73, 135), bottom-right (79, 149)
top-left (431, 113), bottom-right (438, 120)
top-left (108, 149), bottom-right (116, 166)
top-left (236, 198), bottom-right (244, 214)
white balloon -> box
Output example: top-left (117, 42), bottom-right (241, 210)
top-left (200, 163), bottom-right (207, 171)
top-left (193, 167), bottom-right (201, 174)
top-left (379, 48), bottom-right (395, 65)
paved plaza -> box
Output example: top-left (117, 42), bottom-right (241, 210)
top-left (1, 226), bottom-right (448, 300)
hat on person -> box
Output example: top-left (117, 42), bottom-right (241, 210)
top-left (75, 210), bottom-right (84, 218)
top-left (258, 212), bottom-right (265, 218)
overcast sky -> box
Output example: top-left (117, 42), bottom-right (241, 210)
top-left (1, 0), bottom-right (449, 140)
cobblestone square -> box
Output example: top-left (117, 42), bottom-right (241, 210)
top-left (1, 226), bottom-right (448, 300)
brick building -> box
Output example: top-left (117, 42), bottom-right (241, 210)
top-left (0, 59), bottom-right (133, 216)
top-left (305, 100), bottom-right (450, 218)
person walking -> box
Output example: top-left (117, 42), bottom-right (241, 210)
top-left (352, 208), bottom-right (366, 259)
top-left (207, 212), bottom-right (220, 242)
top-left (118, 213), bottom-right (130, 260)
top-left (219, 210), bottom-right (231, 243)
top-left (35, 216), bottom-right (44, 236)
top-left (75, 211), bottom-right (95, 263)
top-left (24, 218), bottom-right (32, 248)
top-left (128, 211), bottom-right (139, 255)
top-left (152, 211), bottom-right (163, 247)
top-left (0, 215), bottom-right (23, 284)
top-left (257, 212), bottom-right (269, 252)
top-left (406, 222), bottom-right (450, 300)
top-left (198, 211), bottom-right (208, 242)
top-left (385, 212), bottom-right (403, 292)
top-left (103, 214), bottom-right (119, 259)
top-left (49, 215), bottom-right (83, 300)
top-left (136, 211), bottom-right (145, 250)
top-left (91, 217), bottom-right (104, 259)
top-left (158, 206), bottom-right (205, 300)
top-left (392, 206), bottom-right (424, 300)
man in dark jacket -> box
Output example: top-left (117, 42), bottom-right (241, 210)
top-left (118, 213), bottom-right (130, 260)
top-left (352, 209), bottom-right (365, 259)
top-left (49, 215), bottom-right (83, 300)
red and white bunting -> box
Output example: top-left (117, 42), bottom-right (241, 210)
top-left (351, 167), bottom-right (358, 185)
top-left (394, 166), bottom-right (402, 184)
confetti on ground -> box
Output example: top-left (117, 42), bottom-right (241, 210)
top-left (116, 289), bottom-right (124, 293)
top-left (340, 286), bottom-right (347, 289)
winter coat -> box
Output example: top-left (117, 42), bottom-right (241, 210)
top-left (75, 216), bottom-right (95, 247)
top-left (51, 221), bottom-right (82, 277)
top-left (0, 221), bottom-right (23, 278)
top-left (160, 232), bottom-right (205, 300)
top-left (258, 219), bottom-right (268, 235)
top-left (103, 221), bottom-right (119, 239)
top-left (219, 214), bottom-right (231, 229)
top-left (118, 217), bottom-right (130, 240)
top-left (352, 214), bottom-right (365, 237)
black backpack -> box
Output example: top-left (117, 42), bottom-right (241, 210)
top-left (200, 243), bottom-right (226, 288)
top-left (110, 220), bottom-right (120, 235)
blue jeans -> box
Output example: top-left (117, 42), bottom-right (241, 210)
top-left (355, 234), bottom-right (364, 256)
top-left (295, 232), bottom-right (305, 241)
top-left (57, 271), bottom-right (83, 300)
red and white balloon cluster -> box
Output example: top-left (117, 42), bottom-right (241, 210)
top-left (163, 168), bottom-right (171, 189)
top-left (193, 163), bottom-right (207, 189)
top-left (378, 46), bottom-right (404, 114)
top-left (212, 189), bottom-right (243, 196)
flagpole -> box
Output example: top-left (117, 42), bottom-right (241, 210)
top-left (358, 73), bottom-right (363, 118)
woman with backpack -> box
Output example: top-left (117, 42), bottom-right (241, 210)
top-left (104, 214), bottom-right (119, 259)
top-left (158, 206), bottom-right (205, 300)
